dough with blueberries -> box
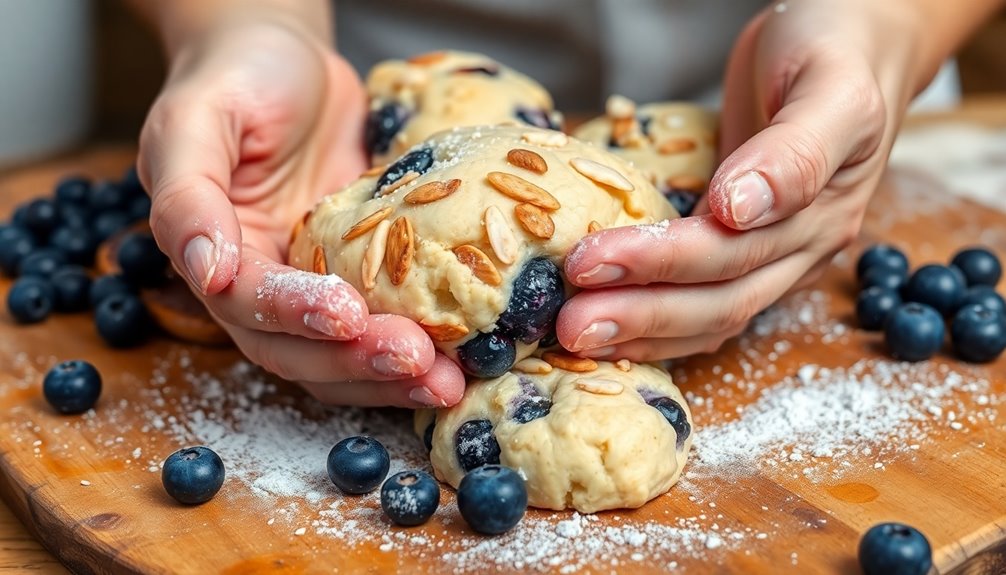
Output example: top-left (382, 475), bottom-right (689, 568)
top-left (574, 96), bottom-right (718, 216)
top-left (365, 50), bottom-right (563, 165)
top-left (289, 125), bottom-right (677, 377)
top-left (415, 354), bottom-right (693, 512)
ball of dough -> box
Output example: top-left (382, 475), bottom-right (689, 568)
top-left (414, 354), bottom-right (693, 513)
top-left (289, 125), bottom-right (677, 377)
top-left (573, 95), bottom-right (718, 216)
top-left (365, 51), bottom-right (563, 165)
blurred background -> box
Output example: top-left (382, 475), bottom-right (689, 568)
top-left (1, 1), bottom-right (1005, 167)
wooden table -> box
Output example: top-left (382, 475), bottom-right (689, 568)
top-left (3, 98), bottom-right (1006, 574)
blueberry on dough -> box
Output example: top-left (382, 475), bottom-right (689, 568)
top-left (496, 257), bottom-right (565, 344)
top-left (365, 103), bottom-right (411, 156)
top-left (515, 106), bottom-right (560, 131)
top-left (457, 332), bottom-right (517, 378)
top-left (455, 419), bottom-right (501, 472)
top-left (374, 147), bottom-right (434, 197)
top-left (646, 396), bottom-right (691, 450)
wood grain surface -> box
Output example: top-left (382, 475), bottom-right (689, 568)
top-left (2, 108), bottom-right (1006, 574)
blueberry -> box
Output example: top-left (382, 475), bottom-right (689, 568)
top-left (456, 465), bottom-right (527, 535)
top-left (903, 264), bottom-right (966, 316)
top-left (365, 103), bottom-right (411, 156)
top-left (42, 360), bottom-right (102, 414)
top-left (54, 175), bottom-right (91, 207)
top-left (21, 198), bottom-right (59, 241)
top-left (117, 232), bottom-right (169, 287)
top-left (50, 266), bottom-right (92, 312)
top-left (374, 147), bottom-right (434, 197)
top-left (0, 225), bottom-right (35, 276)
top-left (511, 379), bottom-right (551, 423)
top-left (638, 116), bottom-right (653, 137)
top-left (665, 189), bottom-right (699, 217)
top-left (127, 193), bottom-right (152, 222)
top-left (860, 266), bottom-right (907, 292)
top-left (57, 203), bottom-right (91, 229)
top-left (538, 329), bottom-right (559, 349)
top-left (91, 210), bottom-right (132, 244)
top-left (452, 64), bottom-right (500, 76)
top-left (457, 332), bottom-right (517, 378)
top-left (856, 286), bottom-right (902, 331)
top-left (858, 522), bottom-right (932, 575)
top-left (515, 107), bottom-right (561, 131)
top-left (647, 396), bottom-right (691, 450)
top-left (951, 304), bottom-right (1006, 363)
top-left (119, 165), bottom-right (145, 197)
top-left (161, 446), bottom-right (226, 505)
top-left (6, 277), bottom-right (54, 324)
top-left (17, 248), bottom-right (67, 279)
top-left (423, 419), bottom-right (436, 452)
top-left (951, 247), bottom-right (1001, 287)
top-left (496, 257), bottom-right (565, 344)
top-left (380, 470), bottom-right (440, 527)
top-left (454, 419), bottom-right (501, 472)
top-left (49, 225), bottom-right (96, 267)
top-left (326, 436), bottom-right (391, 495)
top-left (89, 273), bottom-right (137, 308)
top-left (961, 285), bottom-right (1005, 315)
top-left (94, 292), bottom-right (152, 348)
top-left (884, 303), bottom-right (945, 362)
top-left (856, 244), bottom-right (909, 281)
top-left (11, 204), bottom-right (29, 228)
top-left (88, 180), bottom-right (128, 213)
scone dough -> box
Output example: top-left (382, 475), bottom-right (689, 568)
top-left (574, 96), bottom-right (718, 215)
top-left (289, 125), bottom-right (676, 375)
top-left (415, 355), bottom-right (693, 512)
top-left (366, 51), bottom-right (562, 165)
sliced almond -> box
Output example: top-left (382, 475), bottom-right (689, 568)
top-left (610, 117), bottom-right (636, 147)
top-left (384, 217), bottom-right (414, 286)
top-left (588, 220), bottom-right (602, 234)
top-left (605, 94), bottom-right (636, 119)
top-left (486, 172), bottom-right (560, 210)
top-left (514, 203), bottom-right (555, 240)
top-left (379, 171), bottom-right (420, 196)
top-left (569, 157), bottom-right (634, 192)
top-left (312, 245), bottom-right (327, 275)
top-left (513, 357), bottom-right (553, 375)
top-left (666, 175), bottom-right (706, 191)
top-left (575, 378), bottom-right (624, 395)
top-left (506, 149), bottom-right (548, 175)
top-left (362, 219), bottom-right (391, 290)
top-left (484, 206), bottom-right (518, 265)
top-left (658, 138), bottom-right (698, 155)
top-left (542, 352), bottom-right (598, 373)
top-left (408, 51), bottom-right (447, 65)
top-left (288, 217), bottom-right (305, 247)
top-left (342, 206), bottom-right (394, 241)
top-left (521, 130), bottom-right (568, 148)
top-left (421, 321), bottom-right (470, 342)
top-left (404, 179), bottom-right (461, 204)
top-left (362, 164), bottom-right (388, 177)
top-left (615, 358), bottom-right (632, 372)
top-left (453, 245), bottom-right (502, 286)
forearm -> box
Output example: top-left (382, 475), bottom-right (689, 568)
top-left (125, 0), bottom-right (331, 60)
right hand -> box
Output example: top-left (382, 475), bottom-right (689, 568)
top-left (137, 19), bottom-right (464, 407)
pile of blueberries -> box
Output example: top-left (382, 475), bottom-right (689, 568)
top-left (855, 244), bottom-right (1006, 363)
top-left (1, 170), bottom-right (170, 347)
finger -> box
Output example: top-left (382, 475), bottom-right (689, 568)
top-left (708, 45), bottom-right (885, 230)
top-left (299, 354), bottom-right (466, 408)
top-left (200, 244), bottom-right (368, 340)
top-left (719, 8), bottom-right (769, 160)
top-left (559, 249), bottom-right (819, 350)
top-left (576, 324), bottom-right (747, 363)
top-left (138, 94), bottom-right (242, 296)
top-left (565, 214), bottom-right (810, 287)
top-left (227, 314), bottom-right (436, 384)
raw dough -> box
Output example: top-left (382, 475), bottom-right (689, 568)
top-left (415, 354), bottom-right (693, 512)
top-left (574, 96), bottom-right (718, 216)
top-left (365, 50), bottom-right (563, 165)
top-left (289, 125), bottom-right (677, 377)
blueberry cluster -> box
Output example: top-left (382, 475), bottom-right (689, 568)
top-left (858, 522), bottom-right (932, 575)
top-left (855, 244), bottom-right (1006, 363)
top-left (2, 169), bottom-right (167, 348)
top-left (457, 257), bottom-right (566, 377)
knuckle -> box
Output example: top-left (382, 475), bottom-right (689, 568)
top-left (712, 287), bottom-right (763, 334)
top-left (786, 130), bottom-right (830, 207)
top-left (721, 238), bottom-right (774, 281)
top-left (642, 295), bottom-right (677, 338)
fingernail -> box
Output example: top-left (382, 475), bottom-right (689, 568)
top-left (183, 235), bottom-right (218, 294)
top-left (573, 320), bottom-right (619, 350)
top-left (409, 386), bottom-right (447, 407)
top-left (729, 171), bottom-right (774, 225)
top-left (576, 264), bottom-right (626, 286)
top-left (303, 312), bottom-right (351, 339)
top-left (372, 351), bottom-right (418, 377)
top-left (580, 345), bottom-right (616, 358)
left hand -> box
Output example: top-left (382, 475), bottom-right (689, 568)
top-left (557, 0), bottom-right (922, 361)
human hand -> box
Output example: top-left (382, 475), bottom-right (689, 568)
top-left (557, 0), bottom-right (923, 361)
top-left (138, 18), bottom-right (463, 407)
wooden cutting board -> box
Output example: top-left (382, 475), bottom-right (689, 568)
top-left (1, 146), bottom-right (1005, 575)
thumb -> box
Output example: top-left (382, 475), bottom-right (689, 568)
top-left (708, 53), bottom-right (885, 230)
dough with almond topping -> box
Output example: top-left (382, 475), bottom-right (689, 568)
top-left (289, 125), bottom-right (676, 377)
top-left (414, 356), bottom-right (692, 512)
